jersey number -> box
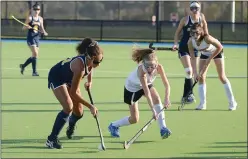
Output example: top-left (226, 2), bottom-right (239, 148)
top-left (61, 58), bottom-right (72, 65)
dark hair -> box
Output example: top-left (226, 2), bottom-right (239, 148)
top-left (76, 38), bottom-right (102, 57)
top-left (190, 23), bottom-right (207, 40)
top-left (132, 48), bottom-right (157, 63)
top-left (33, 3), bottom-right (40, 10)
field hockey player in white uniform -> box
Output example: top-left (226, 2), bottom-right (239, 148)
top-left (108, 48), bottom-right (172, 139)
top-left (188, 23), bottom-right (237, 111)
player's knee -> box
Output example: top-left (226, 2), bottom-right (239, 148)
top-left (129, 115), bottom-right (139, 124)
top-left (152, 97), bottom-right (161, 105)
top-left (218, 75), bottom-right (227, 84)
top-left (62, 100), bottom-right (73, 113)
top-left (185, 67), bottom-right (193, 79)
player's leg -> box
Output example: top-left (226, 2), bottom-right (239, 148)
top-left (66, 87), bottom-right (84, 139)
top-left (46, 84), bottom-right (73, 149)
top-left (214, 55), bottom-right (237, 110)
top-left (108, 87), bottom-right (142, 138)
top-left (149, 87), bottom-right (171, 139)
top-left (30, 41), bottom-right (39, 76)
top-left (196, 55), bottom-right (210, 110)
top-left (20, 40), bottom-right (35, 75)
top-left (179, 52), bottom-right (196, 103)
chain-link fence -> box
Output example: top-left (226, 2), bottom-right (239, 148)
top-left (1, 1), bottom-right (247, 22)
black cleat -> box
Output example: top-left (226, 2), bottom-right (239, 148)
top-left (66, 125), bottom-right (76, 139)
top-left (20, 64), bottom-right (24, 75)
top-left (45, 137), bottom-right (63, 149)
top-left (32, 72), bottom-right (39, 76)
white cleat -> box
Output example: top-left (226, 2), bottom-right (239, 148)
top-left (195, 103), bottom-right (206, 110)
top-left (228, 101), bottom-right (237, 111)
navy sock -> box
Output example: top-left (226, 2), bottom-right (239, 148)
top-left (49, 110), bottom-right (70, 140)
top-left (183, 78), bottom-right (194, 97)
top-left (69, 113), bottom-right (83, 127)
top-left (22, 57), bottom-right (32, 68)
top-left (31, 57), bottom-right (37, 73)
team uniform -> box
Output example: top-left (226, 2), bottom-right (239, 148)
top-left (108, 63), bottom-right (171, 139)
top-left (124, 64), bottom-right (156, 105)
top-left (191, 38), bottom-right (223, 59)
top-left (190, 38), bottom-right (237, 110)
top-left (178, 15), bottom-right (201, 58)
top-left (48, 55), bottom-right (91, 89)
top-left (27, 16), bottom-right (41, 47)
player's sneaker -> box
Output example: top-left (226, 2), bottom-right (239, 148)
top-left (195, 103), bottom-right (206, 110)
top-left (108, 123), bottom-right (120, 138)
top-left (185, 94), bottom-right (196, 104)
top-left (20, 64), bottom-right (24, 75)
top-left (32, 72), bottom-right (39, 76)
top-left (160, 127), bottom-right (172, 139)
top-left (66, 125), bottom-right (76, 139)
top-left (229, 101), bottom-right (237, 111)
top-left (45, 136), bottom-right (63, 149)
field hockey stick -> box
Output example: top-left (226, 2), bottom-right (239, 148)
top-left (87, 88), bottom-right (106, 151)
top-left (123, 107), bottom-right (165, 150)
top-left (149, 43), bottom-right (178, 51)
top-left (178, 80), bottom-right (198, 111)
top-left (11, 15), bottom-right (43, 33)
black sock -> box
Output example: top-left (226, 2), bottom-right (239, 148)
top-left (49, 110), bottom-right (69, 140)
top-left (31, 57), bottom-right (37, 73)
top-left (183, 78), bottom-right (194, 97)
top-left (69, 113), bottom-right (83, 127)
top-left (22, 57), bottom-right (33, 68)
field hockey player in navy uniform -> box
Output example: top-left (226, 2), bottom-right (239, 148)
top-left (108, 48), bottom-right (172, 139)
top-left (188, 23), bottom-right (237, 111)
top-left (20, 3), bottom-right (48, 76)
top-left (172, 1), bottom-right (208, 104)
top-left (45, 38), bottom-right (103, 149)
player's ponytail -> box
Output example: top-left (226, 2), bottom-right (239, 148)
top-left (76, 38), bottom-right (102, 58)
top-left (132, 48), bottom-right (155, 63)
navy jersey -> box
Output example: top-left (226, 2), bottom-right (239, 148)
top-left (27, 16), bottom-right (40, 38)
top-left (48, 55), bottom-right (92, 89)
top-left (179, 15), bottom-right (202, 52)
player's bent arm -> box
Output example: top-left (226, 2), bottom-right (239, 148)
top-left (70, 59), bottom-right (94, 109)
top-left (39, 17), bottom-right (48, 35)
top-left (201, 13), bottom-right (209, 35)
top-left (188, 38), bottom-right (197, 75)
top-left (23, 16), bottom-right (31, 30)
top-left (157, 64), bottom-right (170, 100)
top-left (138, 66), bottom-right (154, 110)
top-left (205, 35), bottom-right (223, 59)
top-left (174, 17), bottom-right (185, 45)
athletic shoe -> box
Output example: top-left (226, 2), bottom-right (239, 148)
top-left (108, 123), bottom-right (120, 138)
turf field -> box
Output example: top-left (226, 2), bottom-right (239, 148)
top-left (1, 41), bottom-right (247, 158)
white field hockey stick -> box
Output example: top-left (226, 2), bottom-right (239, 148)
top-left (87, 89), bottom-right (106, 151)
top-left (11, 15), bottom-right (43, 33)
top-left (123, 107), bottom-right (165, 150)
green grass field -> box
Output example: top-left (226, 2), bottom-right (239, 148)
top-left (1, 41), bottom-right (247, 158)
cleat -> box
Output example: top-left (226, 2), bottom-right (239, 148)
top-left (160, 127), bottom-right (172, 139)
top-left (108, 123), bottom-right (120, 138)
top-left (195, 103), bottom-right (206, 110)
top-left (45, 137), bottom-right (63, 149)
top-left (32, 72), bottom-right (39, 76)
top-left (228, 101), bottom-right (237, 111)
top-left (185, 94), bottom-right (196, 104)
top-left (20, 64), bottom-right (24, 75)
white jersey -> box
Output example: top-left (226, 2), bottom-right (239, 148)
top-left (125, 64), bottom-right (157, 92)
top-left (192, 38), bottom-right (217, 56)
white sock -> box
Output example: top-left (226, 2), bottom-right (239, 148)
top-left (198, 84), bottom-right (207, 105)
top-left (112, 116), bottom-right (130, 127)
top-left (154, 103), bottom-right (166, 129)
top-left (223, 79), bottom-right (235, 103)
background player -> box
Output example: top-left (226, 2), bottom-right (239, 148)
top-left (45, 38), bottom-right (103, 149)
top-left (172, 1), bottom-right (208, 104)
top-left (20, 3), bottom-right (48, 76)
top-left (188, 23), bottom-right (237, 110)
top-left (108, 48), bottom-right (172, 139)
